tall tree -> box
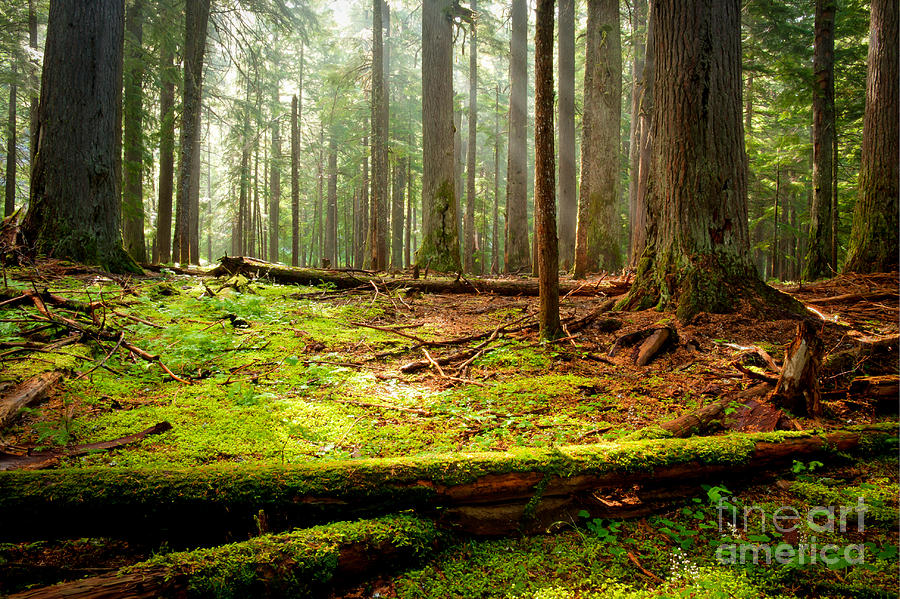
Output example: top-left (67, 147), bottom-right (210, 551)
top-left (505, 0), bottom-right (529, 272)
top-left (391, 157), bottom-right (406, 268)
top-left (291, 92), bottom-right (300, 266)
top-left (631, 2), bottom-right (655, 267)
top-left (269, 87), bottom-right (281, 262)
top-left (491, 83), bottom-right (501, 274)
top-left (371, 0), bottom-right (389, 269)
top-left (23, 0), bottom-right (138, 273)
top-left (463, 0), bottom-right (478, 272)
top-left (156, 39), bottom-right (176, 263)
top-left (173, 0), bottom-right (211, 264)
top-left (804, 0), bottom-right (836, 279)
top-left (557, 0), bottom-right (576, 270)
top-left (122, 0), bottom-right (146, 262)
top-left (28, 0), bottom-right (38, 168)
top-left (843, 0), bottom-right (898, 273)
top-left (627, 0), bottom-right (648, 265)
top-left (622, 0), bottom-right (775, 321)
top-left (574, 0), bottom-right (622, 277)
top-left (324, 132), bottom-right (337, 265)
top-left (4, 62), bottom-right (15, 217)
top-left (417, 0), bottom-right (461, 272)
top-left (535, 0), bottom-right (561, 339)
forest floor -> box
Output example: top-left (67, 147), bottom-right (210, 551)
top-left (0, 260), bottom-right (897, 598)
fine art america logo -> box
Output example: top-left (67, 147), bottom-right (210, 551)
top-left (715, 497), bottom-right (868, 566)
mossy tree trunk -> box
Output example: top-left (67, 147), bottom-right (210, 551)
top-left (843, 0), bottom-right (898, 274)
top-left (505, 0), bottom-right (530, 272)
top-left (418, 0), bottom-right (461, 273)
top-left (535, 0), bottom-right (561, 340)
top-left (23, 0), bottom-right (139, 273)
top-left (621, 0), bottom-right (765, 322)
top-left (803, 0), bottom-right (836, 280)
top-left (122, 0), bottom-right (146, 263)
top-left (574, 0), bottom-right (623, 277)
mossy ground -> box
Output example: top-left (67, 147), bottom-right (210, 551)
top-left (0, 265), bottom-right (897, 596)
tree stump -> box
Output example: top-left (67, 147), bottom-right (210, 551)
top-left (771, 320), bottom-right (824, 417)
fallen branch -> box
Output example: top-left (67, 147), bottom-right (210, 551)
top-left (9, 516), bottom-right (441, 599)
top-left (0, 372), bottom-right (64, 429)
top-left (0, 422), bottom-right (173, 471)
top-left (0, 423), bottom-right (893, 542)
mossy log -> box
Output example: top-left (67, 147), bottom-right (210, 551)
top-left (0, 424), bottom-right (894, 542)
top-left (8, 516), bottom-right (441, 599)
top-left (210, 255), bottom-right (630, 297)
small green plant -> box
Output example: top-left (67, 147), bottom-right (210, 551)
top-left (577, 511), bottom-right (626, 557)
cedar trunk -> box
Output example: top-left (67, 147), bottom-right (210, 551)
top-left (269, 87), bottom-right (281, 263)
top-left (464, 0), bottom-right (478, 273)
top-left (557, 0), bottom-right (576, 271)
top-left (291, 91), bottom-right (300, 266)
top-left (804, 0), bottom-right (836, 280)
top-left (843, 0), bottom-right (899, 273)
top-left (574, 0), bottom-right (622, 277)
top-left (622, 0), bottom-right (767, 322)
top-left (371, 0), bottom-right (389, 270)
top-left (4, 63), bottom-right (15, 217)
top-left (325, 134), bottom-right (338, 265)
top-left (535, 0), bottom-right (561, 340)
top-left (418, 0), bottom-right (461, 272)
top-left (505, 0), bottom-right (530, 272)
top-left (122, 0), bottom-right (146, 262)
top-left (173, 0), bottom-right (210, 264)
top-left (392, 158), bottom-right (406, 269)
top-left (626, 0), bottom-right (648, 266)
top-left (23, 0), bottom-right (139, 273)
top-left (156, 42), bottom-right (176, 263)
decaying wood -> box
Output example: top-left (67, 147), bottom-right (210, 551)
top-left (0, 422), bottom-right (172, 471)
top-left (0, 424), bottom-right (892, 542)
top-left (848, 374), bottom-right (899, 398)
top-left (8, 516), bottom-right (439, 599)
top-left (658, 383), bottom-right (772, 437)
top-left (635, 327), bottom-right (672, 366)
top-left (805, 290), bottom-right (898, 304)
top-left (0, 371), bottom-right (64, 429)
top-left (211, 256), bottom-right (631, 297)
top-left (771, 320), bottom-right (824, 417)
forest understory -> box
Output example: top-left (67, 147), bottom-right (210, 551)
top-left (0, 258), bottom-right (897, 598)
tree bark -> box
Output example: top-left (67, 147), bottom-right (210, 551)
top-left (804, 0), bottom-right (836, 280)
top-left (574, 0), bottom-right (623, 277)
top-left (843, 0), bottom-right (899, 274)
top-left (621, 0), bottom-right (775, 322)
top-left (630, 3), bottom-right (654, 268)
top-left (392, 157), bottom-right (406, 269)
top-left (173, 0), bottom-right (211, 265)
top-left (22, 0), bottom-right (139, 273)
top-left (156, 41), bottom-right (176, 263)
top-left (359, 134), bottom-right (369, 269)
top-left (556, 0), bottom-right (576, 272)
top-left (269, 86), bottom-right (282, 263)
top-left (535, 0), bottom-right (561, 340)
top-left (0, 372), bottom-right (63, 430)
top-left (505, 0), bottom-right (530, 272)
top-left (418, 0), bottom-right (461, 272)
top-left (464, 0), bottom-right (478, 273)
top-left (122, 0), bottom-right (146, 262)
top-left (4, 62), bottom-right (16, 218)
top-left (492, 85), bottom-right (501, 274)
top-left (371, 0), bottom-right (389, 270)
top-left (28, 0), bottom-right (38, 169)
top-left (325, 134), bottom-right (337, 265)
top-left (291, 91), bottom-right (300, 266)
top-left (626, 0), bottom-right (648, 266)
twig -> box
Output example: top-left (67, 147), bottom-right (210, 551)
top-left (112, 310), bottom-right (165, 329)
top-left (333, 398), bottom-right (432, 416)
top-left (74, 331), bottom-right (125, 381)
top-left (627, 551), bottom-right (664, 583)
top-left (422, 348), bottom-right (447, 378)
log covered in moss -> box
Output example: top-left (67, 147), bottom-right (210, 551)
top-left (209, 255), bottom-right (630, 297)
top-left (0, 424), bottom-right (895, 542)
top-left (9, 516), bottom-right (441, 599)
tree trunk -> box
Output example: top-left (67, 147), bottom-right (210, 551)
top-left (359, 135), bottom-right (369, 269)
top-left (621, 0), bottom-right (775, 322)
top-left (418, 0), bottom-right (461, 272)
top-left (122, 0), bottom-right (146, 262)
top-left (269, 87), bottom-right (281, 263)
top-left (574, 0), bottom-right (622, 277)
top-left (771, 162), bottom-right (780, 279)
top-left (316, 125), bottom-right (324, 264)
top-left (325, 134), bottom-right (337, 265)
top-left (556, 0), bottom-right (576, 272)
top-left (371, 0), bottom-right (389, 270)
top-left (23, 0), bottom-right (139, 273)
top-left (630, 3), bottom-right (655, 268)
top-left (804, 0), bottom-right (836, 280)
top-left (4, 62), bottom-right (16, 217)
top-left (392, 157), bottom-right (406, 269)
top-left (626, 0), bottom-right (647, 266)
top-left (492, 85), bottom-right (501, 274)
top-left (156, 42), bottom-right (176, 263)
top-left (291, 90), bottom-right (300, 266)
top-left (28, 0), bottom-right (38, 169)
top-left (505, 0), bottom-right (529, 272)
top-left (843, 0), bottom-right (899, 273)
top-left (463, 1), bottom-right (478, 273)
top-left (535, 0), bottom-right (561, 340)
top-left (173, 0), bottom-right (211, 265)
top-left (405, 146), bottom-right (412, 268)
top-left (9, 517), bottom-right (440, 599)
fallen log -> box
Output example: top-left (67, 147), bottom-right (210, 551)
top-left (211, 255), bottom-right (631, 297)
top-left (0, 422), bottom-right (172, 471)
top-left (658, 383), bottom-right (772, 437)
top-left (9, 516), bottom-right (441, 599)
top-left (805, 291), bottom-right (898, 304)
top-left (0, 423), bottom-right (893, 542)
top-left (0, 372), bottom-right (64, 429)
